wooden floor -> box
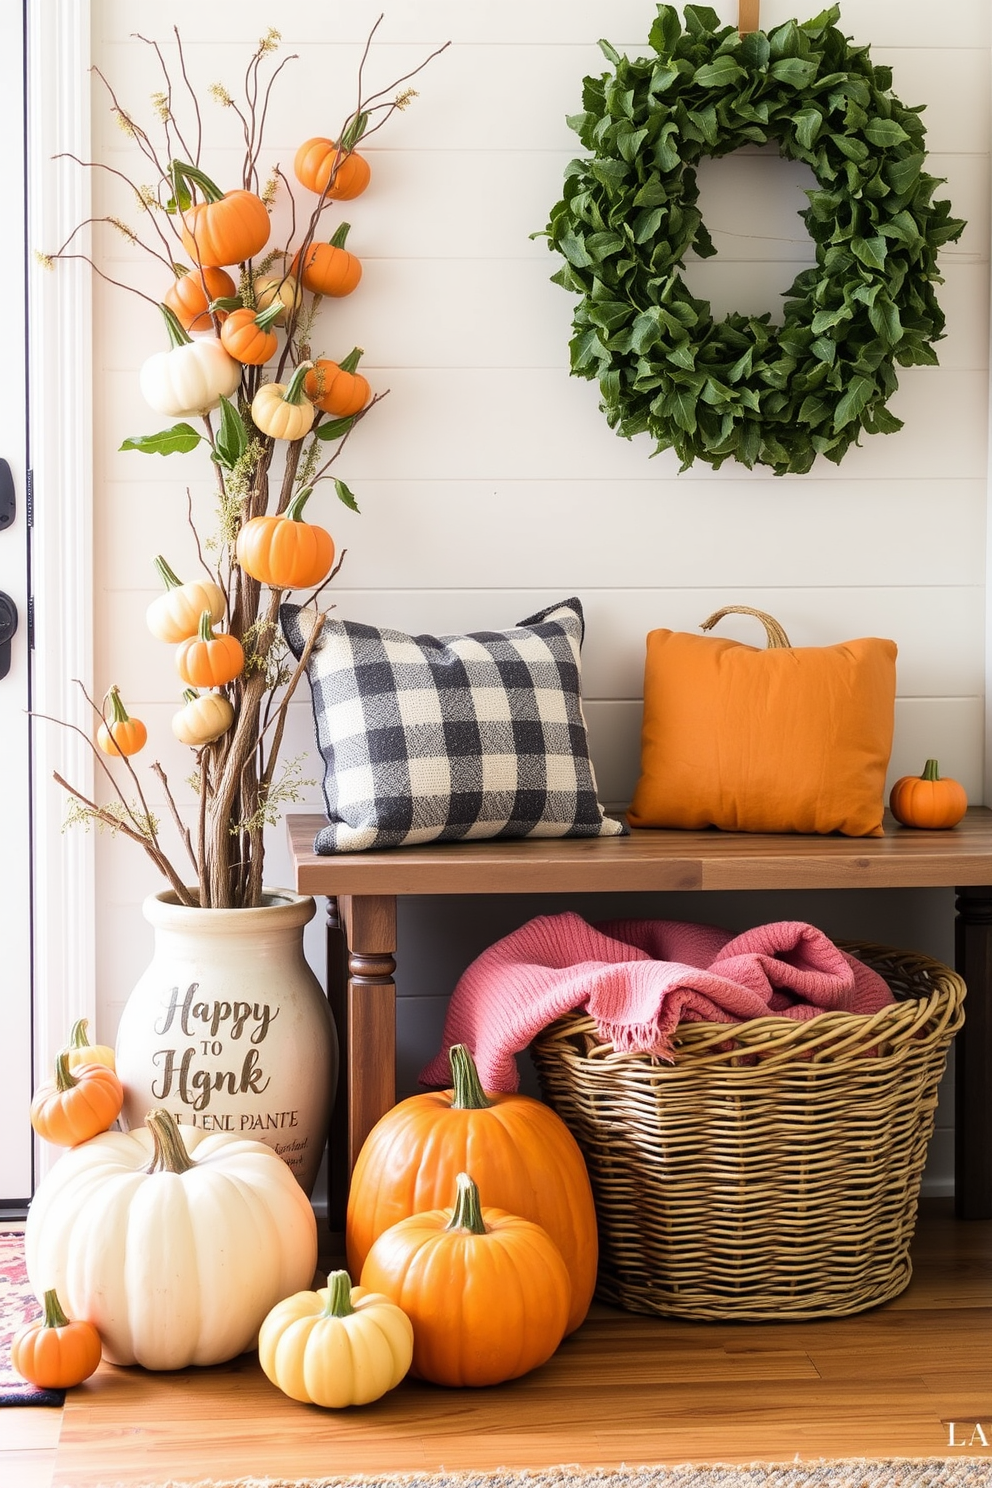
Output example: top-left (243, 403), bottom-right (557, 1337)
top-left (4, 1200), bottom-right (990, 1487)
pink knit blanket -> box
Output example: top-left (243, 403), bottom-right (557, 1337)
top-left (419, 913), bottom-right (895, 1092)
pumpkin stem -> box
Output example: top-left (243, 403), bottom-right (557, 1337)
top-left (922, 759), bottom-right (942, 781)
top-left (158, 302), bottom-right (193, 349)
top-left (251, 300), bottom-right (286, 333)
top-left (285, 487), bottom-right (315, 522)
top-left (170, 159), bottom-right (225, 205)
top-left (449, 1044), bottom-right (493, 1110)
top-left (154, 555), bottom-right (184, 591)
top-left (54, 1052), bottom-right (79, 1093)
top-left (282, 362), bottom-right (315, 406)
top-left (338, 347), bottom-right (364, 374)
top-left (197, 609), bottom-right (218, 643)
top-left (145, 1109), bottom-right (195, 1175)
top-left (66, 1017), bottom-right (90, 1050)
top-left (42, 1288), bottom-right (71, 1330)
top-left (339, 112), bottom-right (369, 151)
top-left (323, 1270), bottom-right (356, 1318)
top-left (445, 1172), bottom-right (489, 1236)
top-left (103, 685), bottom-right (131, 727)
top-left (181, 688), bottom-right (200, 705)
top-left (329, 221), bottom-right (352, 250)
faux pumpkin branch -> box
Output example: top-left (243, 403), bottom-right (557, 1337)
top-left (39, 22), bottom-right (450, 907)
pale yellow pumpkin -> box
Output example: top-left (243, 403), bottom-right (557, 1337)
top-left (258, 1270), bottom-right (413, 1407)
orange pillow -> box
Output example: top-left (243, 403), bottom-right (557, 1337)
top-left (628, 608), bottom-right (897, 837)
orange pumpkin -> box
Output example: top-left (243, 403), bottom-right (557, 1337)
top-left (10, 1289), bottom-right (102, 1389)
top-left (345, 1042), bottom-right (597, 1335)
top-left (236, 488), bottom-right (335, 590)
top-left (96, 686), bottom-right (147, 758)
top-left (293, 137), bottom-right (371, 200)
top-left (162, 265), bottom-right (236, 332)
top-left (175, 161), bottom-right (270, 267)
top-left (30, 1054), bottom-right (124, 1147)
top-left (360, 1172), bottom-right (570, 1387)
top-left (175, 612), bottom-right (245, 688)
top-left (220, 302), bottom-right (283, 365)
top-left (889, 759), bottom-right (968, 830)
top-left (292, 222), bottom-right (361, 298)
top-left (304, 348), bottom-right (371, 417)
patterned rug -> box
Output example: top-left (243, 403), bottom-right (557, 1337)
top-left (0, 1227), bottom-right (65, 1406)
top-left (119, 1464), bottom-right (992, 1487)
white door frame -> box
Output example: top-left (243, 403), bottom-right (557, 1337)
top-left (27, 0), bottom-right (96, 1186)
top-left (0, 0), bottom-right (33, 1204)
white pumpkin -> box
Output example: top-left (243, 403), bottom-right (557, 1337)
top-left (25, 1109), bottom-right (318, 1370)
top-left (139, 335), bottom-right (241, 418)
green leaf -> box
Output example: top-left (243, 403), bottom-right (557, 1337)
top-left (692, 57), bottom-right (745, 89)
top-left (648, 6), bottom-right (682, 57)
top-left (314, 414), bottom-right (358, 442)
top-left (864, 118), bottom-right (910, 148)
top-left (119, 424), bottom-right (202, 456)
top-left (333, 479), bottom-right (360, 513)
top-left (851, 235), bottom-right (887, 270)
top-left (868, 296), bottom-right (903, 347)
top-left (660, 385), bottom-right (698, 434)
top-left (212, 396), bottom-right (249, 471)
top-left (794, 108), bottom-right (824, 151)
top-left (768, 57), bottom-right (819, 89)
top-left (833, 374), bottom-right (874, 430)
top-left (798, 395), bottom-right (831, 427)
top-left (885, 153), bottom-right (924, 198)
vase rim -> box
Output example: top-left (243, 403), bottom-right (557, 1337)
top-left (143, 886), bottom-right (316, 932)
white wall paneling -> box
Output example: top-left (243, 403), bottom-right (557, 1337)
top-left (38, 0), bottom-right (988, 1199)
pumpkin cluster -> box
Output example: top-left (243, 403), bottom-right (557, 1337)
top-left (21, 1014), bottom-right (322, 1385)
top-left (21, 1025), bottom-right (596, 1405)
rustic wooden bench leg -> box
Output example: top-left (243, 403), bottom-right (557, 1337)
top-left (954, 885), bottom-right (992, 1219)
top-left (324, 896), bottom-right (349, 1231)
top-left (339, 893), bottom-right (397, 1181)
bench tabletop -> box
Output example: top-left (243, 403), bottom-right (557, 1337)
top-left (287, 807), bottom-right (992, 895)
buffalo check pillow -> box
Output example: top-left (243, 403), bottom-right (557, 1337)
top-left (281, 597), bottom-right (627, 853)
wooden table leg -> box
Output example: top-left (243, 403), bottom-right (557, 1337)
top-left (339, 893), bottom-right (397, 1179)
top-left (954, 886), bottom-right (992, 1219)
top-left (323, 896), bottom-right (349, 1231)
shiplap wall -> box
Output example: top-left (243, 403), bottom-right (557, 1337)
top-left (86, 0), bottom-right (990, 1192)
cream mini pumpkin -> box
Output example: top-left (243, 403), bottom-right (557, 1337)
top-left (25, 1109), bottom-right (318, 1370)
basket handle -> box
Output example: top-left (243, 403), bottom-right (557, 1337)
top-left (699, 606), bottom-right (791, 649)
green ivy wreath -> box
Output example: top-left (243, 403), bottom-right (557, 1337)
top-left (541, 4), bottom-right (965, 476)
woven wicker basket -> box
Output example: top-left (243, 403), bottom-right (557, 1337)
top-left (529, 940), bottom-right (965, 1321)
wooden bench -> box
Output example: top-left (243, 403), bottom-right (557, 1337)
top-left (287, 808), bottom-right (992, 1224)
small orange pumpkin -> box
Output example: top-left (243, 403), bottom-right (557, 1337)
top-left (293, 137), bottom-right (371, 200)
top-left (360, 1172), bottom-right (570, 1388)
top-left (30, 1054), bottom-right (125, 1147)
top-left (292, 222), bottom-right (361, 298)
top-left (889, 759), bottom-right (968, 830)
top-left (236, 488), bottom-right (335, 590)
top-left (96, 686), bottom-right (147, 758)
top-left (219, 301), bottom-right (283, 365)
top-left (175, 612), bottom-right (245, 689)
top-left (175, 161), bottom-right (270, 267)
top-left (163, 265), bottom-right (236, 332)
top-left (10, 1289), bottom-right (102, 1389)
top-left (304, 348), bottom-right (371, 417)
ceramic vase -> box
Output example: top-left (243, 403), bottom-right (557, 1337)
top-left (115, 887), bottom-right (337, 1196)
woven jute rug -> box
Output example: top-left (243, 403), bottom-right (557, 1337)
top-left (133, 1463), bottom-right (992, 1488)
